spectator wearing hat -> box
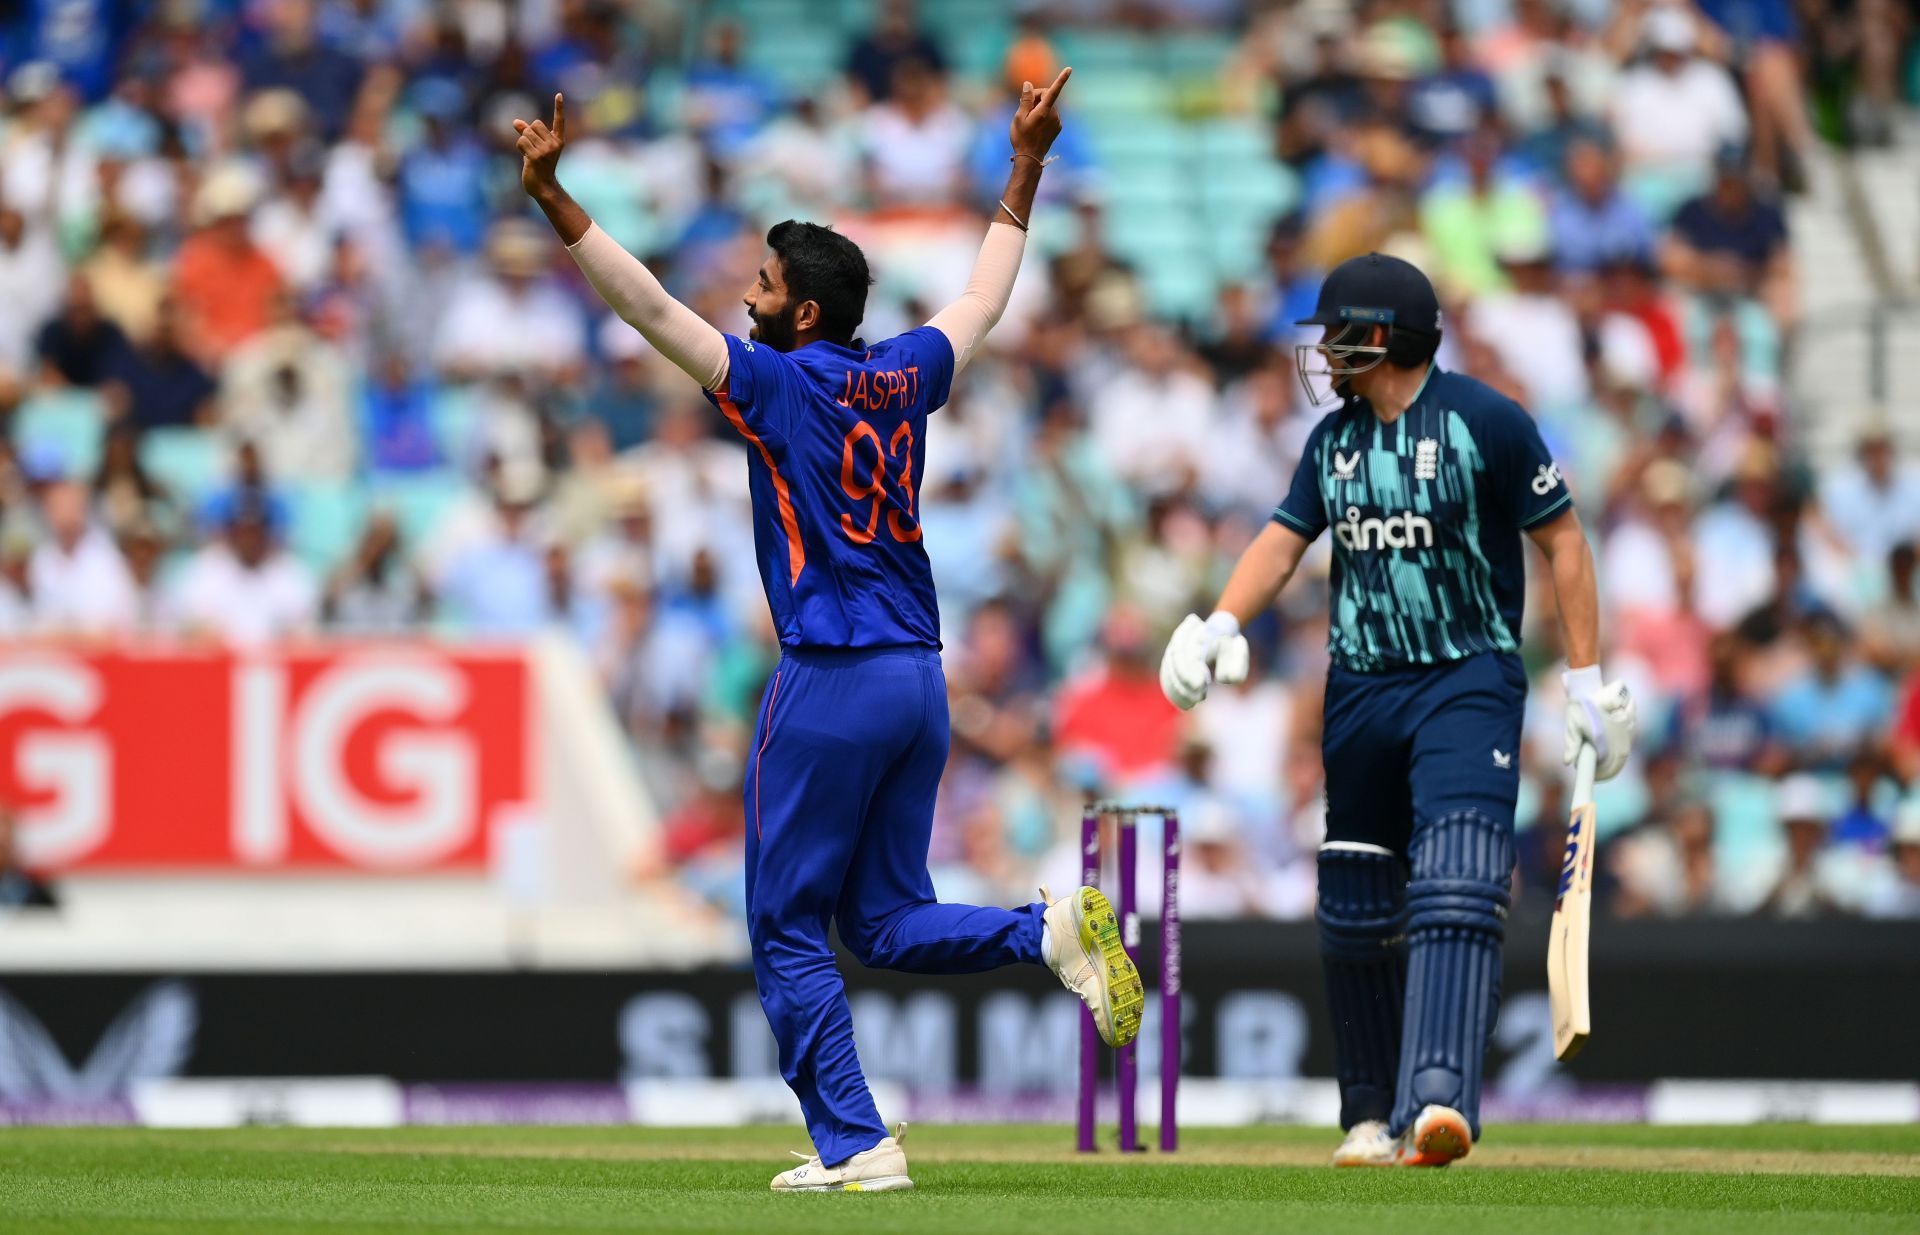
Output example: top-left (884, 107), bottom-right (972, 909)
top-left (166, 489), bottom-right (317, 646)
top-left (1609, 6), bottom-right (1749, 219)
top-left (27, 478), bottom-right (140, 638)
top-left (1467, 221), bottom-right (1588, 412)
top-left (252, 139), bottom-right (338, 294)
top-left (172, 162), bottom-right (285, 362)
top-left (1863, 799), bottom-right (1920, 919)
top-left (438, 459), bottom-right (559, 636)
top-left (1756, 774), bottom-right (1845, 917)
top-left (432, 219), bottom-right (586, 384)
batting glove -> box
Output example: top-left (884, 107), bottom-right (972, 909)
top-left (1159, 612), bottom-right (1249, 711)
top-left (1563, 665), bottom-right (1636, 782)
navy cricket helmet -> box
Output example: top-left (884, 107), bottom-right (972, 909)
top-left (1294, 252), bottom-right (1443, 406)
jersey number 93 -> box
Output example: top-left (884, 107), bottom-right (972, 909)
top-left (839, 420), bottom-right (921, 546)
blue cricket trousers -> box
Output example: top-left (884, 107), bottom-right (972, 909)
top-left (744, 646), bottom-right (1046, 1166)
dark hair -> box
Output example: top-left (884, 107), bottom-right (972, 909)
top-left (766, 220), bottom-right (872, 345)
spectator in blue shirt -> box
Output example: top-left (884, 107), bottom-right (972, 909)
top-left (239, 0), bottom-right (362, 139)
top-left (1768, 615), bottom-right (1895, 771)
top-left (683, 21), bottom-right (780, 160)
top-left (398, 79), bottom-right (489, 256)
top-left (1665, 146), bottom-right (1795, 329)
top-left (1409, 23), bottom-right (1499, 148)
top-left (1550, 137), bottom-right (1656, 275)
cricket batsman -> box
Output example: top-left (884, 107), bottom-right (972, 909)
top-left (515, 72), bottom-right (1145, 1193)
top-left (1160, 254), bottom-right (1636, 1166)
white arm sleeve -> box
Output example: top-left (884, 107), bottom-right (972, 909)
top-left (926, 221), bottom-right (1027, 375)
top-left (566, 223), bottom-right (730, 392)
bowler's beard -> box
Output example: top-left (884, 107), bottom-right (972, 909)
top-left (749, 303), bottom-right (798, 352)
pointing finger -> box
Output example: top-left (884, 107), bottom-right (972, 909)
top-left (553, 92), bottom-right (566, 141)
top-left (1038, 65), bottom-right (1072, 111)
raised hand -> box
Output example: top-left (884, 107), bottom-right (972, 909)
top-left (514, 93), bottom-right (567, 199)
top-left (1009, 66), bottom-right (1071, 162)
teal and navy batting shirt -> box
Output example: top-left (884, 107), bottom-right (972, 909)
top-left (1274, 366), bottom-right (1572, 673)
top-left (703, 328), bottom-right (954, 650)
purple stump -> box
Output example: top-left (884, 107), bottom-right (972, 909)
top-left (1117, 815), bottom-right (1140, 1152)
top-left (1160, 809), bottom-right (1181, 1152)
top-left (1077, 806), bottom-right (1099, 1152)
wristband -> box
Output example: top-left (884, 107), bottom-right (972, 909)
top-left (1563, 665), bottom-right (1603, 699)
top-left (1204, 611), bottom-right (1240, 640)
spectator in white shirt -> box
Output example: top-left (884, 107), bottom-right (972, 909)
top-left (167, 493), bottom-right (318, 646)
top-left (1609, 7), bottom-right (1748, 218)
top-left (1090, 324), bottom-right (1219, 495)
top-left (1467, 230), bottom-right (1589, 413)
top-left (28, 480), bottom-right (140, 636)
top-left (220, 292), bottom-right (357, 482)
top-left (861, 58), bottom-right (973, 210)
top-left (1821, 430), bottom-right (1920, 568)
top-left (432, 219), bottom-right (586, 384)
top-left (0, 206), bottom-right (65, 389)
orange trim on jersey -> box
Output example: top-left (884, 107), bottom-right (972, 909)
top-left (715, 387), bottom-right (806, 587)
top-left (754, 670), bottom-right (783, 841)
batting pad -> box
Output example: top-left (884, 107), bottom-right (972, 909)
top-left (1316, 843), bottom-right (1409, 1131)
top-left (1392, 808), bottom-right (1513, 1139)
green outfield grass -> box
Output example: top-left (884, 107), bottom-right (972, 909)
top-left (3, 1123), bottom-right (1918, 1235)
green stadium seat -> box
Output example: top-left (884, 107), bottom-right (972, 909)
top-left (1051, 31), bottom-right (1149, 75)
top-left (13, 388), bottom-right (105, 480)
top-left (745, 26), bottom-right (844, 95)
top-left (428, 389), bottom-right (483, 466)
top-left (1088, 120), bottom-right (1187, 168)
top-left (1067, 73), bottom-right (1171, 121)
top-left (285, 480), bottom-right (368, 574)
top-left (139, 427), bottom-right (229, 504)
top-left (950, 24), bottom-right (1013, 82)
top-left (1161, 32), bottom-right (1237, 79)
top-left (1141, 261), bottom-right (1220, 323)
top-left (1200, 160), bottom-right (1301, 224)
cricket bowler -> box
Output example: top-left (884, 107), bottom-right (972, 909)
top-left (1160, 254), bottom-right (1637, 1166)
top-left (515, 72), bottom-right (1144, 1192)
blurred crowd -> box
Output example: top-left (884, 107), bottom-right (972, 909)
top-left (0, 0), bottom-right (1917, 924)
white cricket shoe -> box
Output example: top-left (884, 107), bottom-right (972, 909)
top-left (1396, 1104), bottom-right (1472, 1168)
top-left (1041, 885), bottom-right (1144, 1048)
top-left (1331, 1119), bottom-right (1397, 1167)
top-left (770, 1125), bottom-right (913, 1193)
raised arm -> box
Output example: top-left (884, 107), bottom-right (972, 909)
top-left (515, 94), bottom-right (730, 392)
top-left (926, 67), bottom-right (1070, 374)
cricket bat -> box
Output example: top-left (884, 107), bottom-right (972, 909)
top-left (1547, 742), bottom-right (1599, 1061)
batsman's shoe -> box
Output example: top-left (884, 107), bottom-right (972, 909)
top-left (1041, 885), bottom-right (1144, 1048)
top-left (1396, 1104), bottom-right (1472, 1168)
top-left (770, 1126), bottom-right (912, 1193)
top-left (1331, 1120), bottom-right (1397, 1167)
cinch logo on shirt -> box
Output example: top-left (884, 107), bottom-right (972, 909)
top-left (1531, 461), bottom-right (1564, 495)
top-left (1334, 506), bottom-right (1435, 551)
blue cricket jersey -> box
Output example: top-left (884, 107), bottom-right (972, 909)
top-left (1274, 366), bottom-right (1572, 673)
top-left (703, 327), bottom-right (955, 650)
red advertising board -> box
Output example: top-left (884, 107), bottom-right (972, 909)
top-left (0, 646), bottom-right (531, 871)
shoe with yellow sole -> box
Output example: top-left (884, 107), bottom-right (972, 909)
top-left (1041, 885), bottom-right (1144, 1048)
